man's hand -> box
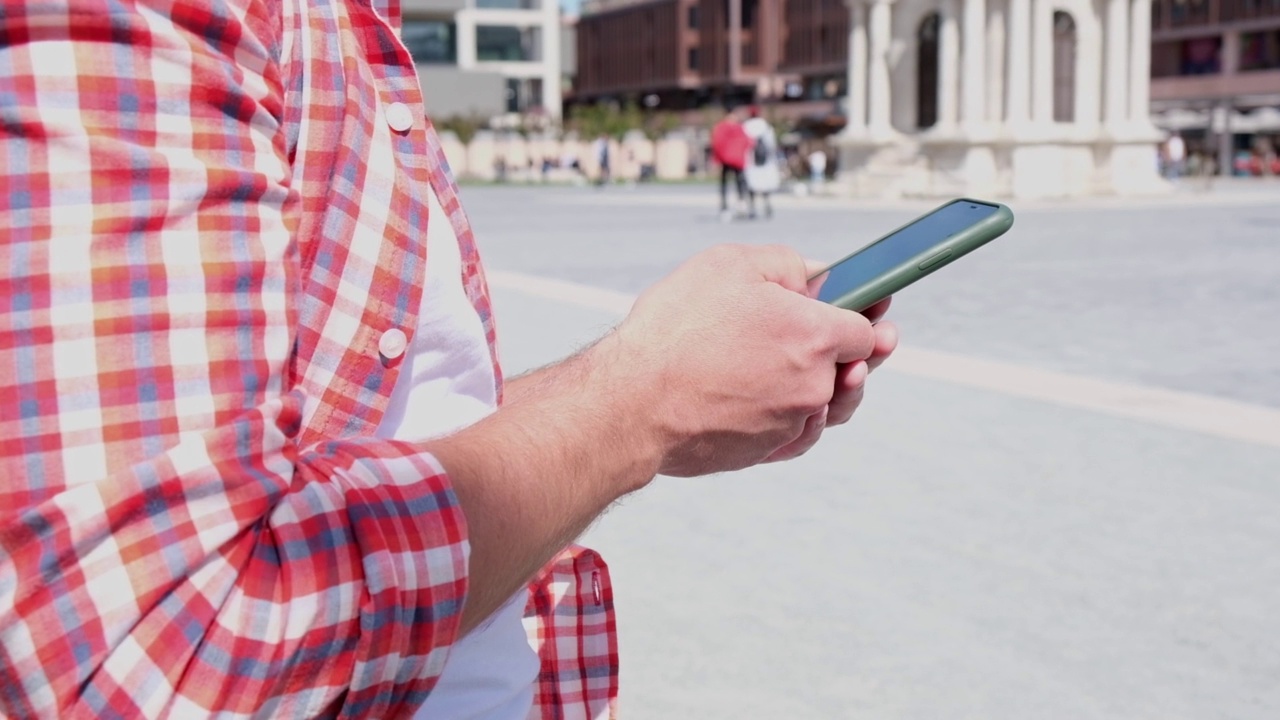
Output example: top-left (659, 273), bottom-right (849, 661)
top-left (603, 244), bottom-right (898, 477)
top-left (438, 244), bottom-right (897, 630)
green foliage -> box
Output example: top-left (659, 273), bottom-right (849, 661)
top-left (569, 102), bottom-right (687, 142)
top-left (642, 111), bottom-right (682, 141)
top-left (436, 114), bottom-right (485, 145)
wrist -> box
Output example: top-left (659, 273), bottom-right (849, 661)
top-left (577, 331), bottom-right (667, 493)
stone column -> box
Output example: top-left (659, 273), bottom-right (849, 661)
top-left (846, 0), bottom-right (868, 132)
top-left (1128, 0), bottom-right (1152, 124)
top-left (1032, 0), bottom-right (1054, 124)
top-left (1104, 0), bottom-right (1130, 129)
top-left (962, 0), bottom-right (987, 129)
top-left (939, 0), bottom-right (961, 129)
top-left (986, 1), bottom-right (1006, 124)
top-left (1006, 0), bottom-right (1030, 125)
top-left (868, 0), bottom-right (893, 134)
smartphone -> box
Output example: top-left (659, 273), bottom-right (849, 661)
top-left (809, 198), bottom-right (1014, 312)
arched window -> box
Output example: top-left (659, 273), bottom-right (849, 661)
top-left (917, 12), bottom-right (940, 129)
top-left (1053, 11), bottom-right (1077, 123)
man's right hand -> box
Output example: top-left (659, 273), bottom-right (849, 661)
top-left (601, 244), bottom-right (897, 478)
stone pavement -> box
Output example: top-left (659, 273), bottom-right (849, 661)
top-left (465, 184), bottom-right (1280, 719)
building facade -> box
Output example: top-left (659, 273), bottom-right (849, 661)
top-left (402, 0), bottom-right (563, 119)
top-left (1147, 0), bottom-right (1280, 172)
top-left (574, 0), bottom-right (1279, 188)
top-left (572, 0), bottom-right (847, 113)
top-left (837, 0), bottom-right (1168, 199)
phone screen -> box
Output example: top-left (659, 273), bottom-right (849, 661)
top-left (814, 200), bottom-right (1000, 304)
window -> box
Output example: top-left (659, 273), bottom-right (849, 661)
top-left (504, 78), bottom-right (545, 113)
top-left (1180, 35), bottom-right (1222, 75)
top-left (477, 25), bottom-right (542, 62)
top-left (916, 13), bottom-right (939, 129)
top-left (688, 5), bottom-right (699, 28)
top-left (401, 20), bottom-right (457, 64)
top-left (742, 0), bottom-right (758, 28)
top-left (1052, 11), bottom-right (1076, 123)
top-left (1240, 29), bottom-right (1280, 72)
top-left (688, 46), bottom-right (700, 70)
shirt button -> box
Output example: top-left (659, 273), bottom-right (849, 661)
top-left (378, 328), bottom-right (408, 360)
top-left (385, 102), bottom-right (414, 133)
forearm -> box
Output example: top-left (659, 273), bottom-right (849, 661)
top-left (431, 332), bottom-right (661, 633)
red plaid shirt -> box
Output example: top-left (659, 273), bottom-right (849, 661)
top-left (0, 0), bottom-right (617, 717)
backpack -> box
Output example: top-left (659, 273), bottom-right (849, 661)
top-left (753, 140), bottom-right (769, 166)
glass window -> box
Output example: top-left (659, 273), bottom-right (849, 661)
top-left (477, 26), bottom-right (543, 62)
top-left (688, 46), bottom-right (700, 70)
top-left (1182, 35), bottom-right (1222, 75)
top-left (688, 5), bottom-right (699, 29)
top-left (1240, 29), bottom-right (1280, 72)
top-left (401, 20), bottom-right (457, 64)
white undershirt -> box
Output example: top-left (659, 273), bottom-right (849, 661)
top-left (375, 186), bottom-right (538, 720)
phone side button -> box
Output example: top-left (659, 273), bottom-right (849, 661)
top-left (918, 249), bottom-right (953, 271)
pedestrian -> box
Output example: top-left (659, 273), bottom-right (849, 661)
top-left (711, 107), bottom-right (752, 221)
top-left (808, 146), bottom-right (829, 190)
top-left (0, 3), bottom-right (899, 718)
top-left (594, 133), bottom-right (612, 187)
top-left (1164, 132), bottom-right (1186, 180)
top-left (742, 106), bottom-right (782, 220)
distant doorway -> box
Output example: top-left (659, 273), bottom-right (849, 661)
top-left (917, 12), bottom-right (940, 129)
top-left (1053, 11), bottom-right (1077, 122)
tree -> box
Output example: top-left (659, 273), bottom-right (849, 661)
top-left (436, 114), bottom-right (485, 145)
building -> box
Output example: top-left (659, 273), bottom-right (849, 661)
top-left (1147, 0), bottom-right (1280, 173)
top-left (574, 0), bottom-right (1279, 185)
top-left (573, 0), bottom-right (826, 111)
top-left (836, 0), bottom-right (1170, 199)
top-left (562, 14), bottom-right (579, 96)
top-left (402, 0), bottom-right (564, 119)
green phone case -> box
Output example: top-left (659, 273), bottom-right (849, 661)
top-left (814, 198), bottom-right (1015, 312)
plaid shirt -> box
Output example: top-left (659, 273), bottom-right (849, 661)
top-left (0, 0), bottom-right (617, 717)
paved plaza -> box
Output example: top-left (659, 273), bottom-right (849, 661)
top-left (467, 183), bottom-right (1279, 718)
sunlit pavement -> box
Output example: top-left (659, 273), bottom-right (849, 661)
top-left (464, 183), bottom-right (1280, 719)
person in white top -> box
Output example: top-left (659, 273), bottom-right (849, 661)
top-left (742, 106), bottom-right (781, 220)
top-left (1165, 133), bottom-right (1186, 180)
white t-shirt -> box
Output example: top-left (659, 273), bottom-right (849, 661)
top-left (375, 185), bottom-right (538, 720)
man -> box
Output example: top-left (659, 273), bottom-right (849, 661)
top-left (594, 133), bottom-right (612, 187)
top-left (742, 106), bottom-right (781, 220)
top-left (710, 108), bottom-right (751, 222)
top-left (809, 147), bottom-right (829, 190)
top-left (1164, 132), bottom-right (1187, 180)
top-left (0, 2), bottom-right (897, 718)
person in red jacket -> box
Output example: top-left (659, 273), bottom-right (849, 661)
top-left (711, 107), bottom-right (752, 221)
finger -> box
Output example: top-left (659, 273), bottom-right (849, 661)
top-left (827, 360), bottom-right (868, 426)
top-left (806, 299), bottom-right (877, 364)
top-left (746, 244), bottom-right (810, 294)
top-left (861, 296), bottom-right (893, 324)
top-left (802, 257), bottom-right (831, 278)
top-left (866, 321), bottom-right (899, 373)
top-left (764, 407), bottom-right (828, 463)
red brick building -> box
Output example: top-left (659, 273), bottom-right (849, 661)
top-left (572, 0), bottom-right (1280, 142)
top-left (572, 0), bottom-right (848, 117)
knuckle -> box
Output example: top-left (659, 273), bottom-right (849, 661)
top-left (796, 384), bottom-right (833, 416)
top-left (704, 244), bottom-right (750, 270)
